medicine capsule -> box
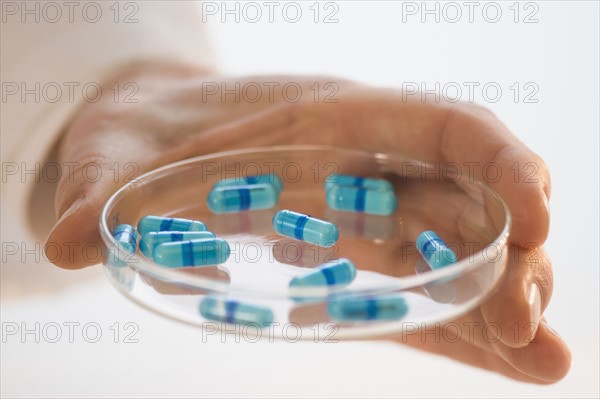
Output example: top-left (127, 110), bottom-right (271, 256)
top-left (112, 224), bottom-right (138, 254)
top-left (153, 238), bottom-right (230, 267)
top-left (289, 258), bottom-right (356, 288)
top-left (213, 174), bottom-right (283, 194)
top-left (324, 174), bottom-right (393, 192)
top-left (138, 215), bottom-right (207, 235)
top-left (139, 231), bottom-right (216, 258)
top-left (327, 295), bottom-right (408, 322)
top-left (416, 230), bottom-right (457, 269)
top-left (326, 185), bottom-right (398, 216)
top-left (200, 296), bottom-right (273, 326)
top-left (272, 210), bottom-right (339, 248)
top-left (207, 184), bottom-right (278, 214)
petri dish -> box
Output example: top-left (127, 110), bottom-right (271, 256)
top-left (100, 145), bottom-right (511, 339)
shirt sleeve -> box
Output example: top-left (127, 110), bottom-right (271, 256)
top-left (0, 1), bottom-right (216, 244)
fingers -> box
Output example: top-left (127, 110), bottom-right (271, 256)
top-left (439, 244), bottom-right (568, 382)
top-left (440, 103), bottom-right (551, 246)
top-left (447, 306), bottom-right (570, 382)
top-left (330, 92), bottom-right (551, 246)
top-left (494, 320), bottom-right (571, 383)
top-left (480, 245), bottom-right (553, 348)
top-left (394, 324), bottom-right (561, 384)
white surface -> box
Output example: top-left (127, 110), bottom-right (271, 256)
top-left (1, 1), bottom-right (599, 397)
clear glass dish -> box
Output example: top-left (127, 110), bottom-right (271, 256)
top-left (100, 145), bottom-right (511, 339)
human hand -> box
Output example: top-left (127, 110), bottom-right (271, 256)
top-left (45, 62), bottom-right (570, 382)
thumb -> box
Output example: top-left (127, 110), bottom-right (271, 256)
top-left (44, 129), bottom-right (155, 269)
top-left (43, 63), bottom-right (214, 269)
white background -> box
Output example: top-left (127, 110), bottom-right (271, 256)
top-left (1, 1), bottom-right (599, 397)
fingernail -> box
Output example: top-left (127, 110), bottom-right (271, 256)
top-left (49, 197), bottom-right (84, 237)
top-left (528, 283), bottom-right (542, 329)
top-left (58, 197), bottom-right (84, 220)
top-left (543, 194), bottom-right (550, 214)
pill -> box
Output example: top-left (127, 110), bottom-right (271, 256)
top-left (272, 210), bottom-right (339, 247)
top-left (327, 295), bottom-right (408, 321)
top-left (324, 174), bottom-right (393, 192)
top-left (112, 224), bottom-right (138, 254)
top-left (213, 174), bottom-right (283, 194)
top-left (416, 230), bottom-right (457, 269)
top-left (200, 296), bottom-right (273, 326)
top-left (153, 238), bottom-right (230, 267)
top-left (207, 184), bottom-right (278, 214)
top-left (289, 258), bottom-right (356, 288)
top-left (326, 185), bottom-right (398, 216)
top-left (139, 231), bottom-right (216, 257)
top-left (138, 215), bottom-right (207, 235)
top-left (107, 263), bottom-right (135, 289)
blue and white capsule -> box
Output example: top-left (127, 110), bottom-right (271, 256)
top-left (326, 185), bottom-right (397, 216)
top-left (153, 238), bottom-right (230, 267)
top-left (416, 230), bottom-right (457, 270)
top-left (207, 184), bottom-right (278, 214)
top-left (138, 215), bottom-right (207, 235)
top-left (200, 296), bottom-right (273, 326)
top-left (272, 210), bottom-right (339, 248)
top-left (289, 258), bottom-right (356, 288)
top-left (327, 295), bottom-right (408, 322)
top-left (109, 224), bottom-right (138, 267)
top-left (112, 224), bottom-right (138, 254)
top-left (213, 174), bottom-right (283, 194)
top-left (324, 174), bottom-right (393, 192)
top-left (139, 231), bottom-right (216, 257)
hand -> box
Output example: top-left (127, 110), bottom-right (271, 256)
top-left (45, 62), bottom-right (570, 382)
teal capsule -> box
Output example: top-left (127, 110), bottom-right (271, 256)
top-left (327, 295), bottom-right (408, 322)
top-left (109, 224), bottom-right (138, 268)
top-left (138, 215), bottom-right (207, 235)
top-left (207, 184), bottom-right (278, 214)
top-left (107, 262), bottom-right (135, 289)
top-left (213, 174), bottom-right (283, 194)
top-left (326, 185), bottom-right (397, 216)
top-left (139, 231), bottom-right (216, 257)
top-left (289, 258), bottom-right (356, 288)
top-left (112, 224), bottom-right (138, 254)
top-left (153, 238), bottom-right (230, 267)
top-left (272, 210), bottom-right (339, 248)
top-left (200, 296), bottom-right (273, 326)
top-left (324, 174), bottom-right (393, 192)
top-left (416, 230), bottom-right (457, 270)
